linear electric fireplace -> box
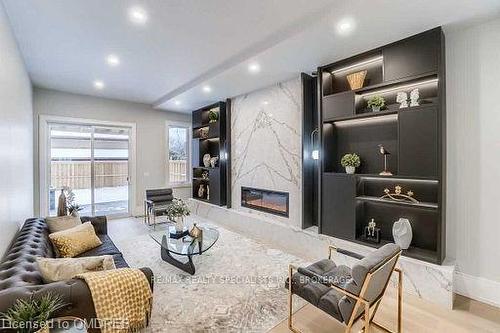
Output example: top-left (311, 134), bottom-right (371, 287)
top-left (241, 187), bottom-right (289, 217)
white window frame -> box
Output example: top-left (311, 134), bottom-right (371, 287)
top-left (165, 121), bottom-right (192, 187)
top-left (39, 115), bottom-right (137, 218)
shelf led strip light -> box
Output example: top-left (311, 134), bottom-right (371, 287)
top-left (331, 56), bottom-right (383, 75)
top-left (360, 78), bottom-right (439, 98)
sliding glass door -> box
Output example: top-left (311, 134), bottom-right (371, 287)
top-left (48, 123), bottom-right (131, 217)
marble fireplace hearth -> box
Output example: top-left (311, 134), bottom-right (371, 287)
top-left (188, 198), bottom-right (456, 309)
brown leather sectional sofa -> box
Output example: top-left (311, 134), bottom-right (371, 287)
top-left (0, 216), bottom-right (153, 331)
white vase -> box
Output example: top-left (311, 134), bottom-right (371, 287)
top-left (392, 218), bottom-right (412, 249)
top-left (345, 166), bottom-right (355, 174)
top-left (175, 216), bottom-right (185, 232)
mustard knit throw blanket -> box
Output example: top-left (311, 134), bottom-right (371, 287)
top-left (76, 268), bottom-right (152, 332)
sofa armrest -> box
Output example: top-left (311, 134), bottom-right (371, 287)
top-left (0, 268), bottom-right (153, 333)
top-left (80, 216), bottom-right (107, 235)
top-left (138, 267), bottom-right (154, 290)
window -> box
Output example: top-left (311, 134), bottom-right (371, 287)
top-left (167, 124), bottom-right (190, 185)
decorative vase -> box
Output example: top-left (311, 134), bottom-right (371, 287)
top-left (346, 70), bottom-right (367, 90)
top-left (203, 154), bottom-right (211, 167)
top-left (175, 216), bottom-right (185, 232)
top-left (392, 218), bottom-right (412, 249)
top-left (371, 106), bottom-right (381, 112)
top-left (345, 166), bottom-right (355, 174)
top-left (198, 184), bottom-right (205, 198)
top-left (57, 189), bottom-right (67, 216)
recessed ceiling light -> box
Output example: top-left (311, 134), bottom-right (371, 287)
top-left (174, 100), bottom-right (181, 106)
top-left (94, 80), bottom-right (104, 90)
top-left (248, 62), bottom-right (261, 74)
top-left (106, 54), bottom-right (120, 67)
top-left (128, 6), bottom-right (148, 25)
top-left (336, 17), bottom-right (356, 36)
top-left (262, 101), bottom-right (269, 105)
top-left (202, 85), bottom-right (212, 93)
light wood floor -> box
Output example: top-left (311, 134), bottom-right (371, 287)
top-left (269, 291), bottom-right (500, 333)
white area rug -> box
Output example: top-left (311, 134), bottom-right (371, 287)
top-left (114, 223), bottom-right (306, 332)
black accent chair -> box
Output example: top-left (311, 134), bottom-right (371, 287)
top-left (286, 243), bottom-right (403, 333)
top-left (144, 188), bottom-right (174, 227)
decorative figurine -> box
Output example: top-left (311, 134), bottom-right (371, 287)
top-left (410, 88), bottom-right (420, 107)
top-left (198, 184), bottom-right (205, 198)
top-left (364, 218), bottom-right (381, 243)
top-left (206, 185), bottom-right (210, 200)
top-left (189, 223), bottom-right (203, 239)
top-left (203, 154), bottom-right (211, 167)
top-left (378, 145), bottom-right (393, 176)
top-left (201, 170), bottom-right (209, 180)
top-left (208, 108), bottom-right (219, 123)
top-left (396, 91), bottom-right (408, 108)
top-left (380, 185), bottom-right (419, 203)
top-left (210, 156), bottom-right (219, 168)
top-left (199, 127), bottom-right (209, 139)
top-left (393, 218), bottom-right (413, 249)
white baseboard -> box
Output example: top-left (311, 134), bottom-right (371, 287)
top-left (454, 271), bottom-right (500, 308)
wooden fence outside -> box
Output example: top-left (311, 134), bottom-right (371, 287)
top-left (169, 160), bottom-right (187, 183)
top-left (51, 159), bottom-right (188, 189)
top-left (51, 160), bottom-right (128, 189)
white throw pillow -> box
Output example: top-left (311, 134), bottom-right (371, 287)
top-left (36, 255), bottom-right (116, 283)
top-left (46, 215), bottom-right (82, 233)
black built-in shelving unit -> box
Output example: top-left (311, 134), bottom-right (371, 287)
top-left (318, 27), bottom-right (446, 264)
top-left (192, 101), bottom-right (228, 206)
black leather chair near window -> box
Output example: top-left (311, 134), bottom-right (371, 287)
top-left (144, 188), bottom-right (174, 227)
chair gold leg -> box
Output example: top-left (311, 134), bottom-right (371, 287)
top-left (397, 269), bottom-right (403, 333)
top-left (364, 301), bottom-right (370, 333)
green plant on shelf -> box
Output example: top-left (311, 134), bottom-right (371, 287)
top-left (208, 109), bottom-right (219, 123)
top-left (341, 153), bottom-right (361, 168)
top-left (366, 95), bottom-right (385, 112)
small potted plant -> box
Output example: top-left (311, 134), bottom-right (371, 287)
top-left (341, 153), bottom-right (361, 174)
top-left (0, 293), bottom-right (66, 333)
top-left (165, 198), bottom-right (191, 232)
top-left (367, 95), bottom-right (385, 112)
top-left (208, 109), bottom-right (218, 123)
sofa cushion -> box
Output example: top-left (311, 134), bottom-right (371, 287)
top-left (49, 222), bottom-right (102, 258)
top-left (76, 235), bottom-right (122, 257)
top-left (36, 255), bottom-right (116, 283)
top-left (46, 215), bottom-right (82, 233)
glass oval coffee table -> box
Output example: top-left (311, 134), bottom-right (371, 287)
top-left (149, 224), bottom-right (219, 275)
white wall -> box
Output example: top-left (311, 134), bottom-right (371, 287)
top-left (0, 4), bottom-right (33, 256)
top-left (33, 88), bottom-right (191, 216)
top-left (446, 17), bottom-right (500, 304)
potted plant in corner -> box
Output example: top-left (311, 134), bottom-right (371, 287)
top-left (0, 293), bottom-right (66, 333)
top-left (165, 198), bottom-right (191, 232)
top-left (341, 153), bottom-right (361, 174)
top-left (367, 95), bottom-right (385, 112)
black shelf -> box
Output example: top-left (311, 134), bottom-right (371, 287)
top-left (192, 102), bottom-right (228, 206)
top-left (355, 196), bottom-right (438, 210)
top-left (318, 27), bottom-right (446, 264)
top-left (324, 109), bottom-right (397, 123)
top-left (353, 237), bottom-right (439, 263)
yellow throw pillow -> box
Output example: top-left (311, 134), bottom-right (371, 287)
top-left (46, 215), bottom-right (82, 233)
top-left (36, 255), bottom-right (116, 283)
top-left (49, 222), bottom-right (102, 258)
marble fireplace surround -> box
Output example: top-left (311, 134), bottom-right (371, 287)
top-left (231, 76), bottom-right (302, 227)
top-left (189, 199), bottom-right (456, 309)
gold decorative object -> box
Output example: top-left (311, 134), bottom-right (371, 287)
top-left (346, 70), bottom-right (367, 90)
top-left (380, 185), bottom-right (419, 203)
top-left (189, 223), bottom-right (203, 239)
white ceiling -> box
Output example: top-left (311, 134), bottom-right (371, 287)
top-left (3, 0), bottom-right (500, 113)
